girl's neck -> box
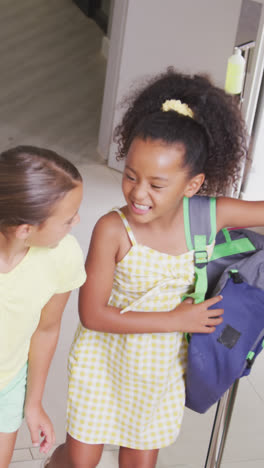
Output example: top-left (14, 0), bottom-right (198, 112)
top-left (0, 233), bottom-right (29, 273)
top-left (123, 201), bottom-right (188, 256)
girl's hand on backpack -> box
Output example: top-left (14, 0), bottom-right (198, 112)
top-left (172, 296), bottom-right (224, 333)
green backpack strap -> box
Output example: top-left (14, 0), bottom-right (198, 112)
top-left (183, 196), bottom-right (217, 304)
top-left (210, 227), bottom-right (255, 260)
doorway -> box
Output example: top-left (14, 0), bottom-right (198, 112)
top-left (73, 0), bottom-right (111, 33)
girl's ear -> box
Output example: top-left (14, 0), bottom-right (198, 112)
top-left (184, 173), bottom-right (205, 198)
top-left (15, 224), bottom-right (33, 240)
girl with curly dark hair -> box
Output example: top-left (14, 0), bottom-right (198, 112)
top-left (47, 69), bottom-right (263, 468)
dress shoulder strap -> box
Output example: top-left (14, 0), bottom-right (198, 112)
top-left (112, 208), bottom-right (137, 246)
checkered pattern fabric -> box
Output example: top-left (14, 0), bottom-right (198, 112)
top-left (66, 210), bottom-right (213, 449)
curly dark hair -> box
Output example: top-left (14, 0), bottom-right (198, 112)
top-left (114, 68), bottom-right (248, 196)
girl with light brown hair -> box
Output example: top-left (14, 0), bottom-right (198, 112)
top-left (0, 146), bottom-right (86, 467)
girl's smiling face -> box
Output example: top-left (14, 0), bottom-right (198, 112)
top-left (122, 138), bottom-right (204, 224)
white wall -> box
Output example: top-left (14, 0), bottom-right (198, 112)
top-left (240, 3), bottom-right (264, 199)
top-left (98, 0), bottom-right (242, 170)
top-left (242, 79), bottom-right (264, 199)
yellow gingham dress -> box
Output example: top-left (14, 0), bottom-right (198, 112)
top-left (67, 209), bottom-right (211, 449)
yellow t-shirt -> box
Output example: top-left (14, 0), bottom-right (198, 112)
top-left (0, 234), bottom-right (86, 390)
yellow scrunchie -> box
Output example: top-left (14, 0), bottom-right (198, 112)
top-left (162, 99), bottom-right (194, 119)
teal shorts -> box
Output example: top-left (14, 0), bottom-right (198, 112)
top-left (0, 363), bottom-right (28, 433)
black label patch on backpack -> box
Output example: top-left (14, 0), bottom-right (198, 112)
top-left (217, 325), bottom-right (241, 349)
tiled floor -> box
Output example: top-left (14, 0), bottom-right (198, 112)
top-left (1, 0), bottom-right (263, 467)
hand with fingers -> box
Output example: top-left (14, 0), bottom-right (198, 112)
top-left (24, 403), bottom-right (56, 454)
top-left (172, 295), bottom-right (224, 333)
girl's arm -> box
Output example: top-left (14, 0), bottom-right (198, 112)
top-left (79, 214), bottom-right (223, 334)
top-left (217, 197), bottom-right (264, 231)
top-left (24, 291), bottom-right (71, 454)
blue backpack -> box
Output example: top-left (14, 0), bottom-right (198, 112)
top-left (183, 196), bottom-right (264, 413)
